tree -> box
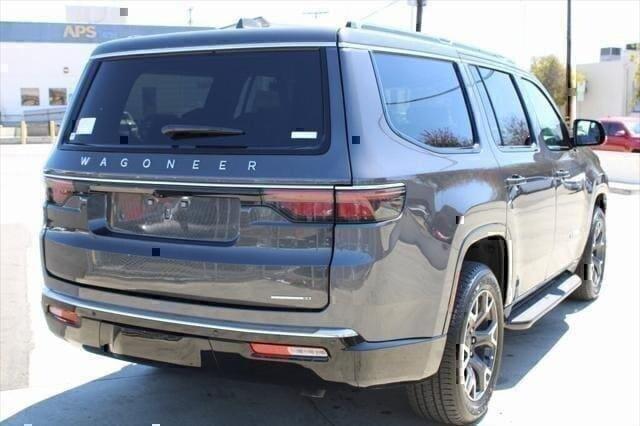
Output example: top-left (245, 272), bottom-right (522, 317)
top-left (530, 55), bottom-right (586, 111)
top-left (530, 55), bottom-right (567, 107)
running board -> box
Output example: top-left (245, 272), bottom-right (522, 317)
top-left (505, 273), bottom-right (582, 330)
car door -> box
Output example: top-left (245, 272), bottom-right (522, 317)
top-left (469, 65), bottom-right (556, 298)
top-left (519, 78), bottom-right (590, 277)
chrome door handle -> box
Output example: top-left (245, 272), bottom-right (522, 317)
top-left (554, 169), bottom-right (570, 179)
top-left (505, 175), bottom-right (526, 186)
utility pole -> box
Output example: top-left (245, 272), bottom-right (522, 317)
top-left (566, 0), bottom-right (572, 123)
top-left (415, 0), bottom-right (425, 32)
top-left (188, 7), bottom-right (193, 26)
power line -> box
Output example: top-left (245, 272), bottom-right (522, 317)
top-left (360, 0), bottom-right (400, 21)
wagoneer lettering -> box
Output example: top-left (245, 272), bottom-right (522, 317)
top-left (41, 23), bottom-right (608, 425)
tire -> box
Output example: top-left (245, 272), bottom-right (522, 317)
top-left (571, 207), bottom-right (606, 301)
top-left (407, 261), bottom-right (504, 425)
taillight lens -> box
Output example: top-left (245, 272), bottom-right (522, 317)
top-left (336, 186), bottom-right (405, 223)
top-left (262, 189), bottom-right (334, 223)
top-left (45, 178), bottom-right (75, 206)
top-left (262, 185), bottom-right (405, 223)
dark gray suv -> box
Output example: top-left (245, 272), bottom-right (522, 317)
top-left (41, 23), bottom-right (608, 425)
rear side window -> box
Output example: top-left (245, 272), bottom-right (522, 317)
top-left (65, 50), bottom-right (328, 153)
top-left (472, 66), bottom-right (531, 147)
top-left (373, 53), bottom-right (475, 149)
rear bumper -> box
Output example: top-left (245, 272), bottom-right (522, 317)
top-left (42, 287), bottom-right (445, 388)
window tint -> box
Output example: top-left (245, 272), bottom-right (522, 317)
top-left (21, 88), bottom-right (39, 106)
top-left (605, 122), bottom-right (625, 136)
top-left (374, 53), bottom-right (474, 148)
top-left (521, 79), bottom-right (568, 148)
top-left (66, 50), bottom-right (327, 152)
top-left (473, 66), bottom-right (531, 146)
top-left (470, 66), bottom-right (501, 143)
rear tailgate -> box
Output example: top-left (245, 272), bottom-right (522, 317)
top-left (44, 180), bottom-right (336, 309)
top-left (42, 46), bottom-right (350, 310)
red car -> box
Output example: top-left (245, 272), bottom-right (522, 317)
top-left (596, 117), bottom-right (640, 153)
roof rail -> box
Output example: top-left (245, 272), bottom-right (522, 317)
top-left (345, 21), bottom-right (514, 65)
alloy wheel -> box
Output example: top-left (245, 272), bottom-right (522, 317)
top-left (590, 217), bottom-right (606, 289)
top-left (459, 290), bottom-right (499, 401)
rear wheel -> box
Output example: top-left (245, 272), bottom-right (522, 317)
top-left (407, 261), bottom-right (504, 425)
top-left (571, 207), bottom-right (606, 301)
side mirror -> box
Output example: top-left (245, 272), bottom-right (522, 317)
top-left (572, 119), bottom-right (606, 147)
top-left (614, 129), bottom-right (627, 137)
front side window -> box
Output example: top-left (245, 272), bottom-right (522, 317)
top-left (49, 88), bottom-right (67, 106)
top-left (374, 53), bottom-right (474, 149)
top-left (473, 66), bottom-right (531, 146)
top-left (21, 88), bottom-right (40, 106)
top-left (66, 50), bottom-right (328, 152)
top-left (521, 79), bottom-right (569, 149)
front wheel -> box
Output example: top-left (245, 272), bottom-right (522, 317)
top-left (407, 261), bottom-right (504, 425)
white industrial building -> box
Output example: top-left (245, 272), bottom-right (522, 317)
top-left (0, 7), bottom-right (210, 124)
top-left (577, 44), bottom-right (640, 119)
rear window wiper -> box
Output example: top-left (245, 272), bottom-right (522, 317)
top-left (161, 124), bottom-right (245, 140)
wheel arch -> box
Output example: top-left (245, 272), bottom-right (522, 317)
top-left (441, 224), bottom-right (512, 334)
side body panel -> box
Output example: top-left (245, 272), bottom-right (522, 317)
top-left (338, 47), bottom-right (505, 337)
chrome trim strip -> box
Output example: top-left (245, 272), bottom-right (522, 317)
top-left (338, 42), bottom-right (454, 61)
top-left (270, 295), bottom-right (312, 301)
top-left (91, 42), bottom-right (336, 59)
top-left (43, 173), bottom-right (405, 191)
top-left (44, 173), bottom-right (334, 190)
top-left (336, 182), bottom-right (405, 191)
top-left (43, 288), bottom-right (358, 339)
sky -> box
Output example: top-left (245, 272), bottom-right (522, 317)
top-left (1, 0), bottom-right (639, 68)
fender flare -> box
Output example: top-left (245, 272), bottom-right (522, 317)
top-left (440, 223), bottom-right (511, 334)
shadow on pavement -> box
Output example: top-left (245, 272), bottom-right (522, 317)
top-left (498, 298), bottom-right (591, 390)
top-left (3, 299), bottom-right (592, 426)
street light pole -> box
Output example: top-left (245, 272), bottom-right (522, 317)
top-left (566, 0), bottom-right (572, 122)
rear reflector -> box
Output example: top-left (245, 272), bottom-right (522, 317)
top-left (48, 305), bottom-right (80, 326)
top-left (250, 343), bottom-right (329, 360)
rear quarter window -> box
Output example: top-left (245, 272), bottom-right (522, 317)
top-left (373, 52), bottom-right (475, 149)
top-left (64, 49), bottom-right (329, 154)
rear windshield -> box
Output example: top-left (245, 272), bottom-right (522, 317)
top-left (65, 49), bottom-right (329, 153)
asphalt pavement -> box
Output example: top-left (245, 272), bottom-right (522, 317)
top-left (1, 145), bottom-right (639, 425)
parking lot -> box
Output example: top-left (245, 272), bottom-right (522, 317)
top-left (1, 144), bottom-right (638, 425)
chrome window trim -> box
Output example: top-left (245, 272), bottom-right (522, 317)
top-left (339, 42), bottom-right (454, 62)
top-left (43, 172), bottom-right (404, 191)
top-left (90, 42), bottom-right (337, 59)
top-left (43, 288), bottom-right (358, 339)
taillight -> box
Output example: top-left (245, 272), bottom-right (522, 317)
top-left (336, 186), bottom-right (405, 223)
top-left (45, 178), bottom-right (75, 206)
top-left (261, 185), bottom-right (405, 223)
top-left (262, 189), bottom-right (334, 223)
